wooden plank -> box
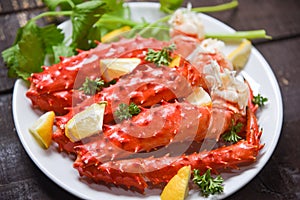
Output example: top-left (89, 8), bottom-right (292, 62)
top-left (0, 177), bottom-right (78, 200)
top-left (0, 0), bottom-right (44, 14)
top-left (0, 93), bottom-right (79, 199)
top-left (255, 37), bottom-right (300, 122)
top-left (202, 0), bottom-right (300, 39)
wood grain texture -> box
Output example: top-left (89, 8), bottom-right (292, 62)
top-left (0, 0), bottom-right (299, 199)
top-left (0, 0), bottom-right (44, 14)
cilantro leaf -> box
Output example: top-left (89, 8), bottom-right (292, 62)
top-left (71, 1), bottom-right (109, 50)
top-left (193, 169), bottom-right (224, 197)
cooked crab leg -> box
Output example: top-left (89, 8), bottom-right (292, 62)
top-left (26, 37), bottom-right (169, 114)
top-left (74, 107), bottom-right (262, 192)
top-left (73, 101), bottom-right (211, 163)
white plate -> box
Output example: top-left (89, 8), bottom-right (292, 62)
top-left (12, 2), bottom-right (283, 200)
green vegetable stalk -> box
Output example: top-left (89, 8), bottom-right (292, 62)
top-left (2, 0), bottom-right (271, 81)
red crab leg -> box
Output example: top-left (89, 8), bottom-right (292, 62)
top-left (55, 61), bottom-right (204, 127)
top-left (26, 37), bottom-right (169, 114)
top-left (73, 101), bottom-right (211, 162)
top-left (53, 60), bottom-right (210, 152)
top-left (73, 107), bottom-right (262, 192)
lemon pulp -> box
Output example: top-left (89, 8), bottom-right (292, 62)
top-left (227, 39), bottom-right (252, 70)
top-left (65, 102), bottom-right (106, 142)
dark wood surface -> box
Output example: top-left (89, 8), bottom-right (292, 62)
top-left (0, 0), bottom-right (299, 199)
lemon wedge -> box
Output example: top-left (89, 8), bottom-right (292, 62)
top-left (186, 87), bottom-right (212, 107)
top-left (29, 111), bottom-right (55, 149)
top-left (169, 55), bottom-right (181, 68)
top-left (161, 165), bottom-right (191, 200)
top-left (227, 39), bottom-right (252, 70)
top-left (100, 58), bottom-right (141, 82)
top-left (101, 26), bottom-right (131, 43)
top-left (65, 102), bottom-right (106, 142)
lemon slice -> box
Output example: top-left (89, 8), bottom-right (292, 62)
top-left (186, 87), bottom-right (212, 107)
top-left (101, 26), bottom-right (131, 43)
top-left (29, 111), bottom-right (55, 149)
top-left (65, 102), bottom-right (106, 142)
top-left (161, 165), bottom-right (191, 200)
top-left (227, 39), bottom-right (252, 70)
top-left (100, 58), bottom-right (141, 82)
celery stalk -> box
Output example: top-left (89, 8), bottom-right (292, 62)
top-left (205, 30), bottom-right (272, 40)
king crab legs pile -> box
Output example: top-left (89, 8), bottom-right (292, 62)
top-left (26, 8), bottom-right (264, 193)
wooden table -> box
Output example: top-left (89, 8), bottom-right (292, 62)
top-left (0, 0), bottom-right (299, 199)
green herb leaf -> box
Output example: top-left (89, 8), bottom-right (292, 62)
top-left (52, 44), bottom-right (75, 63)
top-left (79, 77), bottom-right (105, 95)
top-left (2, 21), bottom-right (45, 79)
top-left (145, 44), bottom-right (176, 67)
top-left (43, 0), bottom-right (84, 11)
top-left (43, 0), bottom-right (70, 10)
top-left (40, 24), bottom-right (65, 54)
top-left (222, 119), bottom-right (243, 143)
top-left (114, 102), bottom-right (141, 122)
top-left (71, 1), bottom-right (109, 50)
top-left (128, 103), bottom-right (141, 115)
top-left (193, 169), bottom-right (224, 197)
top-left (252, 93), bottom-right (268, 107)
top-left (2, 21), bottom-right (66, 80)
top-left (160, 0), bottom-right (183, 13)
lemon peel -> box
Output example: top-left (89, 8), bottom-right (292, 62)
top-left (101, 26), bottom-right (131, 43)
top-left (29, 111), bottom-right (55, 149)
top-left (161, 165), bottom-right (191, 200)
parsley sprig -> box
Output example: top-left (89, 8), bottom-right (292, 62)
top-left (114, 102), bottom-right (141, 122)
top-left (193, 169), bottom-right (224, 197)
top-left (252, 93), bottom-right (268, 107)
top-left (222, 120), bottom-right (243, 143)
top-left (79, 77), bottom-right (105, 95)
top-left (145, 44), bottom-right (176, 67)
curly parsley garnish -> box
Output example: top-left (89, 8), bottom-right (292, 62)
top-left (114, 102), bottom-right (141, 122)
top-left (145, 44), bottom-right (176, 66)
top-left (222, 119), bottom-right (243, 143)
top-left (252, 93), bottom-right (268, 107)
top-left (193, 169), bottom-right (224, 197)
top-left (79, 77), bottom-right (105, 95)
